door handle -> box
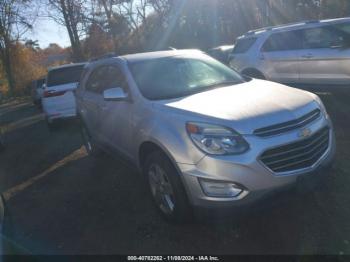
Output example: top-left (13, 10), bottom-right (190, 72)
top-left (301, 54), bottom-right (314, 59)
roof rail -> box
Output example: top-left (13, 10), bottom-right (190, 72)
top-left (305, 20), bottom-right (320, 24)
top-left (89, 52), bottom-right (117, 62)
top-left (246, 19), bottom-right (321, 35)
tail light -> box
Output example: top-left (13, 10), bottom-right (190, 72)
top-left (43, 90), bottom-right (66, 98)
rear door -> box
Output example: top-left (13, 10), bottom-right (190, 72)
top-left (260, 30), bottom-right (303, 83)
top-left (299, 24), bottom-right (350, 84)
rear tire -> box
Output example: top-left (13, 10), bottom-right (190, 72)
top-left (144, 151), bottom-right (193, 223)
top-left (80, 121), bottom-right (102, 157)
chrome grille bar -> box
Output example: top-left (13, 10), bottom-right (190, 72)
top-left (260, 126), bottom-right (330, 173)
top-left (254, 109), bottom-right (321, 137)
top-left (261, 130), bottom-right (329, 161)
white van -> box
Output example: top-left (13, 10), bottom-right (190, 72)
top-left (42, 63), bottom-right (86, 129)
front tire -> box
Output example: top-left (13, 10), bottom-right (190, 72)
top-left (144, 151), bottom-right (192, 223)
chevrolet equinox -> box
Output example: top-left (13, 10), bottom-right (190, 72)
top-left (76, 50), bottom-right (335, 222)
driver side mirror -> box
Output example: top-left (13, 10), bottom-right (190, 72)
top-left (103, 87), bottom-right (128, 101)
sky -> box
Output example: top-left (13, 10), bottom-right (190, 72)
top-left (24, 17), bottom-right (71, 48)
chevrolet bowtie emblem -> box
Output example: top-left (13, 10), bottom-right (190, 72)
top-left (299, 128), bottom-right (312, 138)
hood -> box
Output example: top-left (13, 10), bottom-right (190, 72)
top-left (155, 79), bottom-right (318, 135)
top-left (46, 82), bottom-right (78, 92)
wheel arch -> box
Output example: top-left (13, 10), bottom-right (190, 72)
top-left (138, 140), bottom-right (182, 176)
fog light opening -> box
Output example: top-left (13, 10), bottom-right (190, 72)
top-left (199, 179), bottom-right (244, 198)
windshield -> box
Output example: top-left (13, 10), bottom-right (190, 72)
top-left (47, 65), bottom-right (85, 87)
top-left (129, 56), bottom-right (243, 100)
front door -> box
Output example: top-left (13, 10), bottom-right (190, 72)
top-left (97, 65), bottom-right (134, 160)
top-left (80, 66), bottom-right (108, 141)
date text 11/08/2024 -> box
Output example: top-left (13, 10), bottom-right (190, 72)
top-left (127, 256), bottom-right (220, 261)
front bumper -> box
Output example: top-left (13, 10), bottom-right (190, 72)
top-left (178, 118), bottom-right (336, 209)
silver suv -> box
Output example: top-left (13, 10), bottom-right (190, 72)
top-left (229, 17), bottom-right (350, 85)
top-left (76, 50), bottom-right (335, 222)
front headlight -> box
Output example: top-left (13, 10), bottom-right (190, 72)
top-left (186, 122), bottom-right (249, 155)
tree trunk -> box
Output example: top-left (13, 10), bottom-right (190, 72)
top-left (4, 51), bottom-right (15, 96)
top-left (59, 0), bottom-right (83, 62)
top-left (100, 0), bottom-right (119, 52)
top-left (0, 39), bottom-right (15, 96)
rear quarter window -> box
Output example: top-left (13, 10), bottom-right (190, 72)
top-left (232, 38), bottom-right (257, 54)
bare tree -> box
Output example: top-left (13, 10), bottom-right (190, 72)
top-left (0, 0), bottom-right (36, 96)
top-left (47, 0), bottom-right (87, 61)
top-left (98, 0), bottom-right (130, 50)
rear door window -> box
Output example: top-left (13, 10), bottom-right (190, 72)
top-left (301, 26), bottom-right (347, 49)
top-left (333, 22), bottom-right (350, 34)
top-left (232, 38), bottom-right (257, 54)
top-left (262, 31), bottom-right (302, 52)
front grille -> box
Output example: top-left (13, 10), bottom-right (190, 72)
top-left (254, 109), bottom-right (321, 137)
top-left (260, 126), bottom-right (330, 173)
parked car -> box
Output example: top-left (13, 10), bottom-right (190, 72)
top-left (229, 17), bottom-right (350, 85)
top-left (42, 63), bottom-right (86, 129)
top-left (207, 45), bottom-right (234, 64)
top-left (30, 78), bottom-right (45, 107)
top-left (76, 50), bottom-right (335, 223)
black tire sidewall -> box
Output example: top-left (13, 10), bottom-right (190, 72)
top-left (79, 121), bottom-right (101, 157)
top-left (144, 151), bottom-right (192, 223)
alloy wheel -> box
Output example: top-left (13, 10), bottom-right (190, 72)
top-left (148, 164), bottom-right (175, 215)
